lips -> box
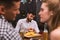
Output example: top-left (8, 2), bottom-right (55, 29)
top-left (39, 16), bottom-right (42, 18)
top-left (14, 15), bottom-right (16, 17)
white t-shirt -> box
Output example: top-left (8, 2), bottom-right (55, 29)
top-left (15, 18), bottom-right (40, 33)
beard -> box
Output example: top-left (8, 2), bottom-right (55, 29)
top-left (27, 18), bottom-right (32, 22)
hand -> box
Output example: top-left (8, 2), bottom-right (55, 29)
top-left (28, 28), bottom-right (35, 32)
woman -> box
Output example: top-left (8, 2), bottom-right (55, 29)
top-left (39, 0), bottom-right (60, 40)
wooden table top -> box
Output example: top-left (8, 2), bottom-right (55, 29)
top-left (20, 32), bottom-right (48, 40)
top-left (22, 34), bottom-right (44, 40)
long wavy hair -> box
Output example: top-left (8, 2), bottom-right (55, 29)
top-left (42, 0), bottom-right (60, 32)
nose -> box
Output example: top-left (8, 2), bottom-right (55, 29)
top-left (38, 11), bottom-right (41, 16)
top-left (17, 10), bottom-right (20, 14)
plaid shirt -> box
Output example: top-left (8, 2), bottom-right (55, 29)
top-left (0, 15), bottom-right (22, 40)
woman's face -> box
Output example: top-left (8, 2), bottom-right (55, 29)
top-left (39, 3), bottom-right (53, 23)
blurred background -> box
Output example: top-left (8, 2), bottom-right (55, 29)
top-left (12, 0), bottom-right (48, 32)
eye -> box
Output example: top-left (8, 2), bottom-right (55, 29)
top-left (1, 8), bottom-right (4, 12)
top-left (14, 9), bottom-right (17, 11)
top-left (40, 8), bottom-right (44, 11)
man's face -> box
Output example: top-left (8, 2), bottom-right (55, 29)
top-left (39, 3), bottom-right (53, 23)
top-left (27, 13), bottom-right (35, 21)
top-left (5, 1), bottom-right (20, 21)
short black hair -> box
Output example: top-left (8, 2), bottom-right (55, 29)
top-left (27, 11), bottom-right (36, 15)
top-left (0, 0), bottom-right (20, 9)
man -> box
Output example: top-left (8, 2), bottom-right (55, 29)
top-left (0, 0), bottom-right (22, 40)
top-left (15, 11), bottom-right (40, 33)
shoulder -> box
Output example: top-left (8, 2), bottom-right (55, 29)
top-left (6, 29), bottom-right (21, 40)
top-left (50, 28), bottom-right (60, 39)
top-left (32, 20), bottom-right (37, 23)
top-left (50, 28), bottom-right (60, 35)
top-left (18, 18), bottom-right (26, 22)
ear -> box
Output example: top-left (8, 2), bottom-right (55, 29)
top-left (0, 6), bottom-right (5, 14)
top-left (27, 13), bottom-right (30, 15)
top-left (50, 11), bottom-right (53, 15)
top-left (27, 13), bottom-right (29, 15)
top-left (33, 15), bottom-right (35, 17)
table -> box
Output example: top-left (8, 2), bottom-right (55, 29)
top-left (23, 36), bottom-right (43, 40)
top-left (20, 32), bottom-right (48, 40)
top-left (21, 34), bottom-right (44, 40)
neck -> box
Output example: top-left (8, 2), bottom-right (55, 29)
top-left (3, 14), bottom-right (14, 22)
top-left (47, 18), bottom-right (52, 27)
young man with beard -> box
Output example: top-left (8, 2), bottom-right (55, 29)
top-left (15, 11), bottom-right (40, 33)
